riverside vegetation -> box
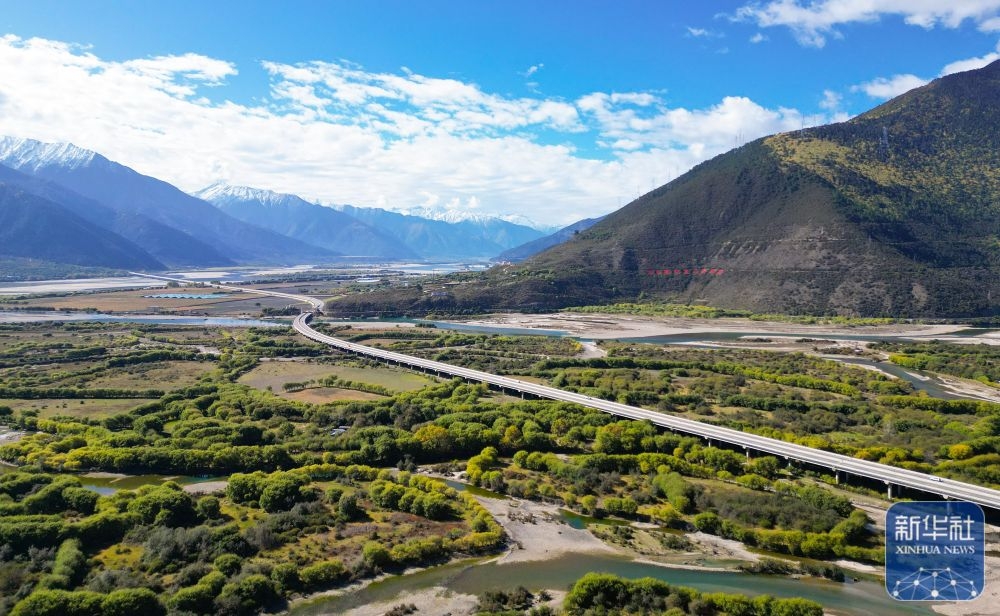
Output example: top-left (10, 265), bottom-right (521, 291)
top-left (1, 321), bottom-right (998, 614)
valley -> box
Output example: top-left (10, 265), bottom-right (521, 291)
top-left (3, 271), bottom-right (1000, 614)
top-left (1, 15), bottom-right (999, 616)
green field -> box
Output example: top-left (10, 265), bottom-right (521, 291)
top-left (0, 397), bottom-right (154, 419)
top-left (238, 360), bottom-right (435, 394)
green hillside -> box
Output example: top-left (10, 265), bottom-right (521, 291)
top-left (0, 185), bottom-right (164, 271)
top-left (330, 60), bottom-right (1000, 318)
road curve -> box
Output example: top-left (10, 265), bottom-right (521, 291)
top-left (130, 272), bottom-right (325, 311)
top-left (129, 273), bottom-right (1000, 510)
top-left (293, 312), bottom-right (1000, 511)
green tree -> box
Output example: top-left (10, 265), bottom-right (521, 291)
top-left (213, 553), bottom-right (242, 576)
top-left (299, 561), bottom-right (345, 590)
top-left (10, 589), bottom-right (103, 616)
top-left (270, 563), bottom-right (300, 592)
top-left (362, 541), bottom-right (392, 569)
top-left (196, 496), bottom-right (222, 520)
top-left (101, 589), bottom-right (165, 616)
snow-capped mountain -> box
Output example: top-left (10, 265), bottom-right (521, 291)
top-left (0, 136), bottom-right (96, 172)
top-left (196, 183), bottom-right (300, 209)
top-left (0, 137), bottom-right (339, 265)
top-left (199, 184), bottom-right (547, 260)
top-left (334, 205), bottom-right (545, 260)
top-left (0, 135), bottom-right (547, 265)
top-left (195, 184), bottom-right (416, 259)
top-left (400, 206), bottom-right (545, 230)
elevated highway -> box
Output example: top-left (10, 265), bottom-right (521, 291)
top-left (130, 273), bottom-right (1000, 510)
top-left (293, 312), bottom-right (1000, 510)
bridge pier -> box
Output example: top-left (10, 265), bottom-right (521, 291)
top-left (283, 301), bottom-right (1000, 514)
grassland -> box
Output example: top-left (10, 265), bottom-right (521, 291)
top-left (4, 286), bottom-right (302, 316)
top-left (284, 387), bottom-right (387, 403)
top-left (0, 397), bottom-right (154, 419)
top-left (238, 360), bottom-right (435, 402)
top-left (3, 316), bottom-right (1000, 615)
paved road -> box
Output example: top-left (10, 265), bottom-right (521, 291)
top-left (130, 272), bottom-right (325, 311)
top-left (130, 273), bottom-right (1000, 510)
top-left (293, 312), bottom-right (1000, 510)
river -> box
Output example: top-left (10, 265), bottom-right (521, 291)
top-left (283, 477), bottom-right (930, 616)
top-left (0, 311), bottom-right (285, 327)
top-left (419, 320), bottom-right (996, 401)
top-left (0, 449), bottom-right (933, 614)
top-left (289, 549), bottom-right (929, 616)
top-left (0, 464), bottom-right (223, 496)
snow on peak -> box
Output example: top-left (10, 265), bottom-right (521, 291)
top-left (0, 136), bottom-right (96, 171)
top-left (194, 183), bottom-right (308, 208)
top-left (401, 206), bottom-right (542, 229)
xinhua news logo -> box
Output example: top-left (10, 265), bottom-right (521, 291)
top-left (886, 501), bottom-right (985, 601)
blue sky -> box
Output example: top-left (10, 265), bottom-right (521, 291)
top-left (1, 1), bottom-right (999, 226)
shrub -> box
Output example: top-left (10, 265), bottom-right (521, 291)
top-left (213, 553), bottom-right (242, 576)
top-left (10, 589), bottom-right (103, 616)
top-left (101, 589), bottom-right (165, 616)
top-left (299, 560), bottom-right (345, 591)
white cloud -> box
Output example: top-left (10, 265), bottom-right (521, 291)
top-left (0, 34), bottom-right (840, 227)
top-left (611, 139), bottom-right (644, 151)
top-left (853, 73), bottom-right (929, 98)
top-left (940, 41), bottom-right (1000, 74)
top-left (687, 26), bottom-right (724, 39)
top-left (579, 92), bottom-right (824, 155)
top-left (735, 0), bottom-right (1000, 47)
top-left (819, 89), bottom-right (842, 110)
top-left (851, 42), bottom-right (1000, 100)
top-left (749, 32), bottom-right (768, 43)
top-left (523, 63), bottom-right (544, 77)
top-left (262, 59), bottom-right (583, 135)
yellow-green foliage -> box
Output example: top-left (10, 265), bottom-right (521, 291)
top-left (565, 302), bottom-right (745, 319)
top-left (466, 446), bottom-right (501, 485)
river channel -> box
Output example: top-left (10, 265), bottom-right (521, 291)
top-left (290, 538), bottom-right (930, 616)
top-left (0, 283), bottom-right (985, 612)
top-left (0, 311), bottom-right (285, 327)
top-left (0, 461), bottom-right (937, 616)
top-left (423, 320), bottom-right (997, 401)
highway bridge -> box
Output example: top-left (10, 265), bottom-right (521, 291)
top-left (130, 272), bottom-right (1000, 510)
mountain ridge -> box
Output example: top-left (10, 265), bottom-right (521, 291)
top-left (0, 138), bottom-right (340, 265)
top-left (0, 184), bottom-right (164, 270)
top-left (0, 163), bottom-right (232, 267)
top-left (195, 184), bottom-right (416, 259)
top-left (496, 215), bottom-right (606, 262)
top-left (327, 60), bottom-right (1000, 318)
top-left (332, 204), bottom-right (545, 260)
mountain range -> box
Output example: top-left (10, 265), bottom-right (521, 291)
top-left (496, 216), bottom-right (606, 262)
top-left (194, 184), bottom-right (416, 260)
top-left (328, 60), bottom-right (1000, 318)
top-left (0, 161), bottom-right (228, 267)
top-left (332, 204), bottom-right (544, 260)
top-left (8, 60), bottom-right (997, 317)
top-left (0, 137), bottom-right (334, 267)
top-left (0, 138), bottom-right (552, 275)
top-left (0, 183), bottom-right (163, 270)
